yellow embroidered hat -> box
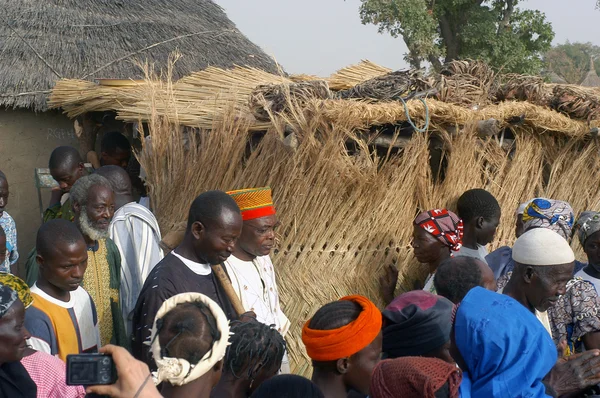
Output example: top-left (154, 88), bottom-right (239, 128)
top-left (226, 187), bottom-right (276, 221)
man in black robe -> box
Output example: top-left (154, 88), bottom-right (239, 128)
top-left (131, 190), bottom-right (242, 368)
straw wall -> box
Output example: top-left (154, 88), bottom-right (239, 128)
top-left (135, 80), bottom-right (600, 375)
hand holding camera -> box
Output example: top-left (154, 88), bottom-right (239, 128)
top-left (67, 345), bottom-right (162, 398)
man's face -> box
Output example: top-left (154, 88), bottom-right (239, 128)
top-left (51, 163), bottom-right (83, 193)
top-left (411, 226), bottom-right (445, 265)
top-left (584, 231), bottom-right (600, 268)
top-left (527, 262), bottom-right (574, 312)
top-left (344, 331), bottom-right (382, 395)
top-left (101, 148), bottom-right (131, 169)
top-left (0, 300), bottom-right (29, 363)
top-left (192, 208), bottom-right (243, 265)
top-left (238, 215), bottom-right (279, 258)
top-left (76, 185), bottom-right (115, 240)
top-left (38, 240), bottom-right (88, 292)
top-left (0, 178), bottom-right (8, 216)
top-left (477, 214), bottom-right (500, 246)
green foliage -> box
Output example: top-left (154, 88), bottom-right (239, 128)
top-left (359, 0), bottom-right (439, 68)
top-left (358, 0), bottom-right (554, 74)
top-left (544, 42), bottom-right (600, 84)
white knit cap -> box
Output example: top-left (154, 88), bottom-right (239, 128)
top-left (512, 228), bottom-right (575, 266)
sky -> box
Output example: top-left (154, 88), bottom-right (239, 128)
top-left (215, 0), bottom-right (600, 76)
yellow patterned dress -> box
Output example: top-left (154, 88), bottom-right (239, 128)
top-left (82, 239), bottom-right (128, 348)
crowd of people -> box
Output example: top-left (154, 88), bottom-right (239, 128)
top-left (2, 135), bottom-right (600, 397)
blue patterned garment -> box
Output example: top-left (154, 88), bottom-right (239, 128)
top-left (0, 212), bottom-right (18, 273)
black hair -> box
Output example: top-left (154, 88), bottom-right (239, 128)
top-left (434, 257), bottom-right (484, 304)
top-left (156, 301), bottom-right (221, 364)
top-left (307, 300), bottom-right (362, 367)
top-left (308, 300), bottom-right (362, 331)
top-left (187, 190), bottom-right (241, 230)
top-left (225, 319), bottom-right (286, 381)
top-left (456, 188), bottom-right (501, 223)
top-left (48, 146), bottom-right (83, 170)
top-left (250, 374), bottom-right (325, 398)
top-left (36, 219), bottom-right (85, 257)
top-left (94, 165), bottom-right (132, 195)
top-left (101, 132), bottom-right (131, 155)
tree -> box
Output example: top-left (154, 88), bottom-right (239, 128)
top-left (358, 0), bottom-right (554, 74)
top-left (544, 42), bottom-right (600, 84)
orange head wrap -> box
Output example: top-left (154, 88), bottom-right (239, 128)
top-left (226, 187), bottom-right (276, 221)
top-left (302, 295), bottom-right (382, 361)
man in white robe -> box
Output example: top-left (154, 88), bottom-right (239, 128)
top-left (96, 166), bottom-right (163, 335)
top-left (225, 187), bottom-right (291, 372)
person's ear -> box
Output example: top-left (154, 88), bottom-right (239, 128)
top-left (336, 357), bottom-right (350, 374)
top-left (191, 221), bottom-right (205, 240)
top-left (72, 200), bottom-right (81, 215)
top-left (36, 254), bottom-right (45, 271)
top-left (77, 162), bottom-right (85, 176)
top-left (476, 216), bottom-right (485, 229)
top-left (524, 266), bottom-right (535, 284)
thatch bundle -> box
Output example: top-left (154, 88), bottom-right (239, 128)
top-left (551, 85), bottom-right (600, 121)
top-left (337, 70), bottom-right (433, 101)
top-left (435, 60), bottom-right (497, 107)
top-left (48, 79), bottom-right (154, 118)
top-left (249, 80), bottom-right (331, 121)
top-left (327, 60), bottom-right (392, 90)
top-left (496, 74), bottom-right (551, 104)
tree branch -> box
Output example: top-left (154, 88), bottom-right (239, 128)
top-left (502, 0), bottom-right (515, 30)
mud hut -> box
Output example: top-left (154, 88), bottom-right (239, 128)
top-left (0, 0), bottom-right (279, 260)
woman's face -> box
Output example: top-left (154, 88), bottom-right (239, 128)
top-left (584, 231), bottom-right (600, 268)
top-left (411, 226), bottom-right (446, 265)
top-left (0, 300), bottom-right (29, 364)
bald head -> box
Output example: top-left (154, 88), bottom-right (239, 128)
top-left (187, 191), bottom-right (241, 231)
top-left (94, 166), bottom-right (133, 209)
top-left (434, 256), bottom-right (496, 304)
top-left (36, 219), bottom-right (85, 258)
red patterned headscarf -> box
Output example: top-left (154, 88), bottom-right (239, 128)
top-left (414, 209), bottom-right (464, 252)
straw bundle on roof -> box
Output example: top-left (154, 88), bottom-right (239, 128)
top-left (327, 60), bottom-right (392, 91)
top-left (48, 79), bottom-right (154, 118)
top-left (435, 60), bottom-right (497, 107)
top-left (495, 74), bottom-right (552, 105)
top-left (116, 66), bottom-right (289, 128)
top-left (337, 70), bottom-right (433, 101)
top-left (551, 85), bottom-right (600, 120)
top-left (249, 80), bottom-right (331, 122)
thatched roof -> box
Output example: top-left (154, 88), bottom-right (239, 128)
top-left (0, 0), bottom-right (280, 111)
top-left (547, 72), bottom-right (567, 84)
top-left (580, 56), bottom-right (600, 87)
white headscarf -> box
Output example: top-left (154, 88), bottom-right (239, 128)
top-left (149, 293), bottom-right (231, 386)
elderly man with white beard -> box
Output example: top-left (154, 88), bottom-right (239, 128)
top-left (26, 174), bottom-right (127, 347)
